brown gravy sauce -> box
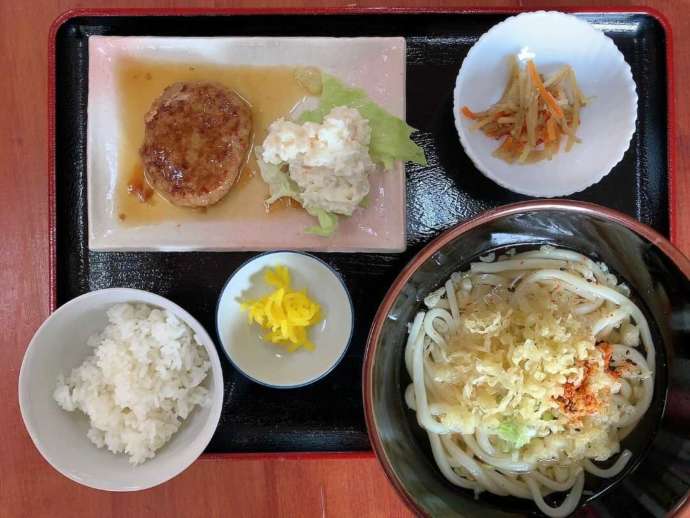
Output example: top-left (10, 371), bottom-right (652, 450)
top-left (116, 60), bottom-right (306, 226)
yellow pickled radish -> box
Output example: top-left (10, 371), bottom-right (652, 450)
top-left (239, 265), bottom-right (322, 352)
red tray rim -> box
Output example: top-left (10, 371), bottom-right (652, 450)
top-left (47, 5), bottom-right (676, 462)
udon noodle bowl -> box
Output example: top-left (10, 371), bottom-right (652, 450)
top-left (404, 246), bottom-right (654, 517)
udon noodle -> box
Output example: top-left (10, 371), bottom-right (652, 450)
top-left (404, 246), bottom-right (654, 517)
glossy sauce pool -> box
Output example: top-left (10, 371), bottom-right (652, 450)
top-left (116, 60), bottom-right (308, 225)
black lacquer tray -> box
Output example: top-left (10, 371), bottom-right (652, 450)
top-left (51, 9), bottom-right (670, 454)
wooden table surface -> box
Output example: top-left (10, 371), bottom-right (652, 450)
top-left (2, 1), bottom-right (689, 517)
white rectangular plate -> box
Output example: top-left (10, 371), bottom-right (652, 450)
top-left (88, 36), bottom-right (407, 252)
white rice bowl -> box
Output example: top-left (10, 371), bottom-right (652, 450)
top-left (53, 303), bottom-right (211, 465)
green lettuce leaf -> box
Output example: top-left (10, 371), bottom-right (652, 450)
top-left (255, 147), bottom-right (301, 205)
top-left (497, 419), bottom-right (532, 449)
top-left (255, 147), bottom-right (338, 237)
top-left (299, 73), bottom-right (427, 169)
top-left (304, 207), bottom-right (339, 237)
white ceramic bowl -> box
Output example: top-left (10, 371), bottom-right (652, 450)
top-left (453, 11), bottom-right (638, 197)
top-left (18, 288), bottom-right (224, 491)
top-left (216, 251), bottom-right (353, 388)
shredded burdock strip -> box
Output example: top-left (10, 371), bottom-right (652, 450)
top-left (461, 56), bottom-right (588, 164)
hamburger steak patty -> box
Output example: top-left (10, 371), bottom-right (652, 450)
top-left (139, 81), bottom-right (252, 207)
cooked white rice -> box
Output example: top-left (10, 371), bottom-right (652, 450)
top-left (53, 303), bottom-right (211, 465)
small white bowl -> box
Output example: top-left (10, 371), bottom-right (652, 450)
top-left (18, 288), bottom-right (224, 492)
top-left (453, 11), bottom-right (638, 197)
top-left (216, 251), bottom-right (353, 388)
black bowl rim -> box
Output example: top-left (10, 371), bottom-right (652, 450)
top-left (362, 198), bottom-right (690, 516)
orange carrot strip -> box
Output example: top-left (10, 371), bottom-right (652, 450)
top-left (546, 117), bottom-right (557, 141)
top-left (527, 61), bottom-right (564, 120)
top-left (498, 136), bottom-right (514, 153)
top-left (461, 106), bottom-right (478, 120)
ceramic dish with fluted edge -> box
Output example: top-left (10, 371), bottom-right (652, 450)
top-left (216, 251), bottom-right (354, 388)
top-left (453, 11), bottom-right (637, 197)
top-left (18, 288), bottom-right (224, 491)
top-left (363, 200), bottom-right (690, 517)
